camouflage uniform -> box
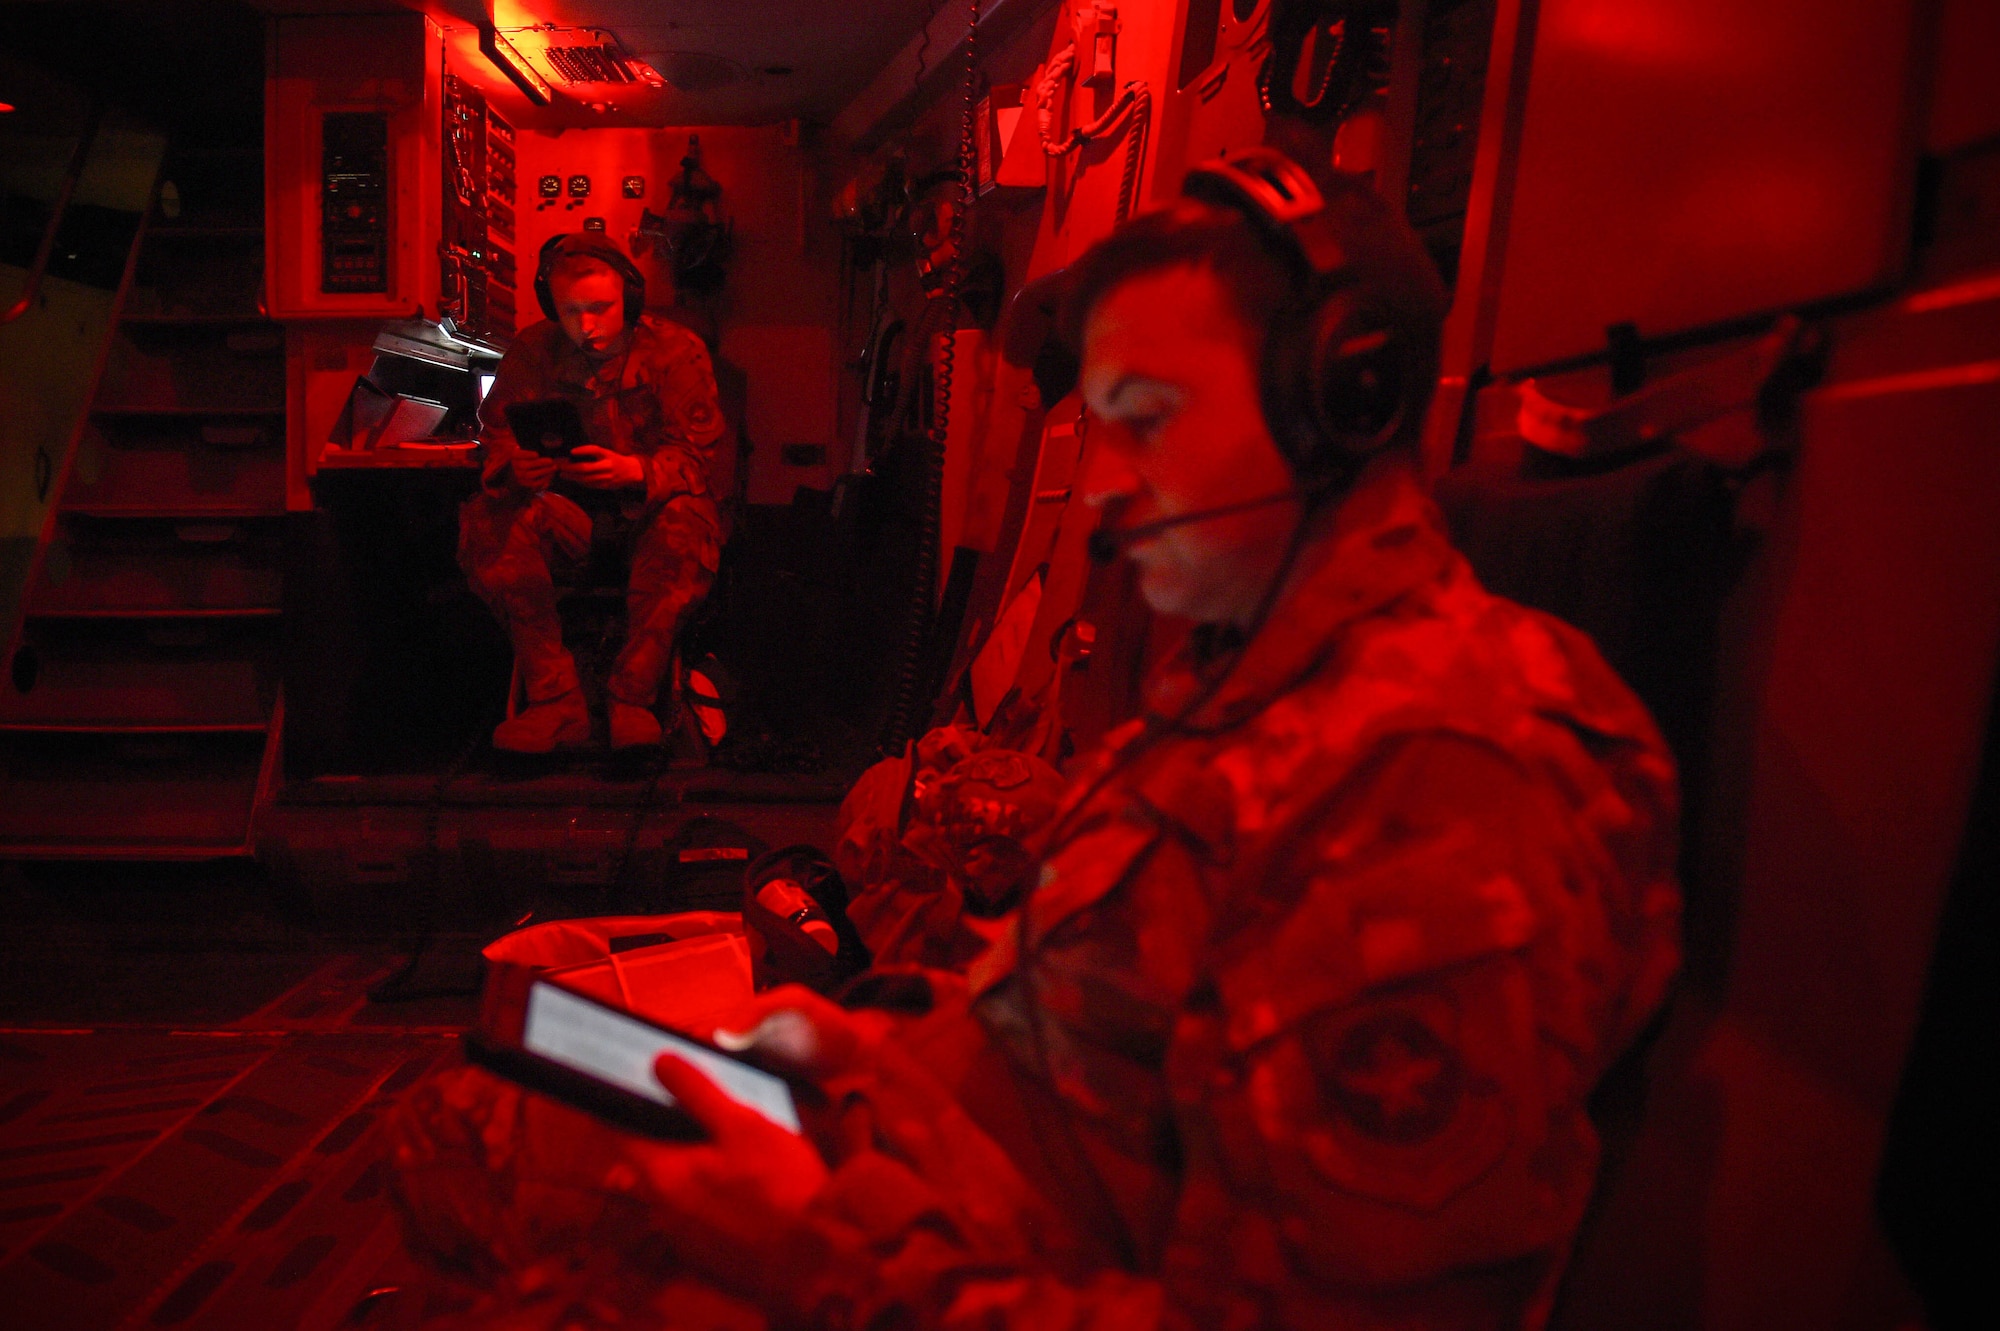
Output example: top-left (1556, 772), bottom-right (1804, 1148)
top-left (762, 460), bottom-right (1683, 1330)
top-left (459, 315), bottom-right (726, 711)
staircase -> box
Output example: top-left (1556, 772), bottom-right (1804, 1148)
top-left (0, 141), bottom-right (286, 858)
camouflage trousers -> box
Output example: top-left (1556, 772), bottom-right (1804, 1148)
top-left (459, 489), bottom-right (718, 709)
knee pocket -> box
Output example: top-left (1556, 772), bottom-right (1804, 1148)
top-left (467, 550), bottom-right (555, 599)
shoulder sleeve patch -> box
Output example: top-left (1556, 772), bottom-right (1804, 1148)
top-left (1236, 984), bottom-right (1517, 1214)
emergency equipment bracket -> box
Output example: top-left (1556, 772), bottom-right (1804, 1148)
top-left (1516, 315), bottom-right (1827, 467)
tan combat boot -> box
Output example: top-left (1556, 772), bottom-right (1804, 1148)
top-left (492, 690), bottom-right (591, 754)
top-left (607, 699), bottom-right (663, 750)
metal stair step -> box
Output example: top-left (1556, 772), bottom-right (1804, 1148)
top-left (0, 731), bottom-right (270, 856)
top-left (30, 517), bottom-right (283, 617)
top-left (3, 619), bottom-right (276, 730)
top-left (63, 418), bottom-right (285, 517)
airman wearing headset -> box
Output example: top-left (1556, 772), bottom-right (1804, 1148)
top-left (406, 150), bottom-right (1682, 1329)
top-left (458, 233), bottom-right (726, 753)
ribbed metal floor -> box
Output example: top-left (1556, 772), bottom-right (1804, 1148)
top-left (0, 803), bottom-right (842, 1327)
top-left (0, 951), bottom-right (464, 1329)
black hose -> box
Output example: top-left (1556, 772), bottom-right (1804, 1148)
top-left (878, 0), bottom-right (980, 757)
top-left (607, 759), bottom-right (670, 914)
top-left (365, 723), bottom-right (489, 1003)
top-left (1115, 85), bottom-right (1151, 224)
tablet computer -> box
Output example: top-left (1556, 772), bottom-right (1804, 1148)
top-left (502, 397), bottom-right (589, 458)
top-left (467, 971), bottom-right (804, 1141)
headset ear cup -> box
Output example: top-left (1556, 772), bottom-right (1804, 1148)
top-left (1309, 305), bottom-right (1406, 462)
top-left (1260, 292), bottom-right (1409, 480)
top-left (615, 252), bottom-right (646, 326)
top-left (534, 233), bottom-right (564, 321)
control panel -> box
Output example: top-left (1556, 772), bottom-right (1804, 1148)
top-left (321, 112), bottom-right (390, 293)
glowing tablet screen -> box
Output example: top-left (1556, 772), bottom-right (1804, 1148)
top-left (522, 981), bottom-right (801, 1134)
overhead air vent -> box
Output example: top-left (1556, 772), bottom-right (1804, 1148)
top-left (540, 40), bottom-right (664, 88)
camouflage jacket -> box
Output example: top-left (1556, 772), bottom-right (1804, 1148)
top-left (479, 315), bottom-right (726, 529)
top-left (771, 461), bottom-right (1683, 1331)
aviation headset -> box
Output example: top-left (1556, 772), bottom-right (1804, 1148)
top-left (1180, 146), bottom-right (1424, 489)
top-left (533, 232), bottom-right (648, 327)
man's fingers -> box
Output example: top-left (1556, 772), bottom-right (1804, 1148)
top-left (711, 985), bottom-right (864, 1076)
top-left (556, 457), bottom-right (618, 487)
top-left (713, 1008), bottom-right (824, 1069)
top-left (712, 985), bottom-right (830, 1052)
top-left (713, 985), bottom-right (835, 1040)
top-left (652, 1054), bottom-right (758, 1141)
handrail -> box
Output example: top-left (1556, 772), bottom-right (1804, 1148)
top-left (1, 104), bottom-right (105, 325)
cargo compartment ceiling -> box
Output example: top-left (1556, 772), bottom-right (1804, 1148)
top-left (253, 0), bottom-right (944, 127)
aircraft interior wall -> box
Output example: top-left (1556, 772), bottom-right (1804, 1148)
top-left (0, 1), bottom-right (1993, 1328)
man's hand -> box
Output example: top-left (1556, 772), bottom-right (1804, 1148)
top-left (621, 1051), bottom-right (831, 1297)
top-left (509, 450), bottom-right (559, 490)
top-left (609, 989), bottom-right (884, 1296)
top-left (560, 444), bottom-right (645, 490)
top-left (710, 984), bottom-right (889, 1079)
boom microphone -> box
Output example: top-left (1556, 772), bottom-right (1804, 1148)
top-left (1087, 488), bottom-right (1318, 565)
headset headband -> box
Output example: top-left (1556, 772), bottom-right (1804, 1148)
top-left (1181, 147), bottom-right (1351, 279)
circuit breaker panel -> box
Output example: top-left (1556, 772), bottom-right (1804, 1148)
top-left (486, 106), bottom-right (517, 313)
top-left (440, 74), bottom-right (518, 343)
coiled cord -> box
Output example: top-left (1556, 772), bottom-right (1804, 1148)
top-left (879, 0), bottom-right (980, 756)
